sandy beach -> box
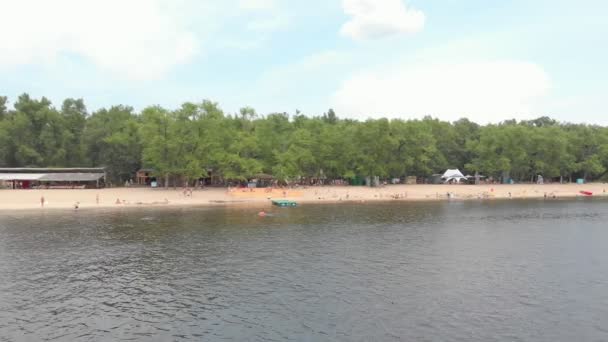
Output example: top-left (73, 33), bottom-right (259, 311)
top-left (0, 183), bottom-right (607, 211)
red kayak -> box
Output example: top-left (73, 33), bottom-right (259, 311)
top-left (580, 191), bottom-right (593, 196)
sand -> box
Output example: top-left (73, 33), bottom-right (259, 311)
top-left (0, 183), bottom-right (607, 212)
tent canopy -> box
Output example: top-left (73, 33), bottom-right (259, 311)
top-left (442, 169), bottom-right (465, 178)
top-left (441, 169), bottom-right (467, 183)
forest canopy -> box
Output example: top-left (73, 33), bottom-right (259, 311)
top-left (1, 94), bottom-right (607, 185)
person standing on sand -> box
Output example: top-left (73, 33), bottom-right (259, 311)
top-left (40, 196), bottom-right (45, 207)
top-left (96, 194), bottom-right (99, 205)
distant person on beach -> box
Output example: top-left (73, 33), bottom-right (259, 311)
top-left (258, 210), bottom-right (267, 217)
top-left (115, 198), bottom-right (121, 205)
top-left (96, 194), bottom-right (99, 205)
top-left (40, 196), bottom-right (45, 207)
top-left (74, 202), bottom-right (80, 210)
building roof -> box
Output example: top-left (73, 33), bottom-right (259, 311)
top-left (40, 173), bottom-right (105, 182)
top-left (0, 174), bottom-right (46, 181)
top-left (0, 173), bottom-right (105, 182)
top-left (0, 167), bottom-right (105, 174)
top-left (253, 173), bottom-right (274, 179)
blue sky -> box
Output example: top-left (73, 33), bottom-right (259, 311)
top-left (1, 0), bottom-right (606, 124)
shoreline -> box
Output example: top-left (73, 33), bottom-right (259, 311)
top-left (0, 184), bottom-right (607, 213)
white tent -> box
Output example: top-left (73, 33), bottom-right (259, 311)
top-left (441, 169), bottom-right (467, 183)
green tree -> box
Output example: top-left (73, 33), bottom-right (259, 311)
top-left (3, 94), bottom-right (608, 185)
top-left (5, 94), bottom-right (71, 166)
top-left (84, 105), bottom-right (141, 184)
top-left (61, 98), bottom-right (88, 166)
top-left (0, 96), bottom-right (7, 120)
top-left (139, 105), bottom-right (176, 187)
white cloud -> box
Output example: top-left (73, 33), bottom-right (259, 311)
top-left (236, 50), bottom-right (350, 114)
top-left (340, 0), bottom-right (425, 40)
top-left (331, 60), bottom-right (552, 123)
top-left (219, 37), bottom-right (267, 51)
top-left (0, 0), bottom-right (206, 80)
top-left (239, 0), bottom-right (277, 11)
top-left (0, 0), bottom-right (292, 80)
top-left (290, 51), bottom-right (347, 70)
top-left (255, 50), bottom-right (347, 92)
top-left (246, 15), bottom-right (289, 32)
top-left (239, 0), bottom-right (288, 32)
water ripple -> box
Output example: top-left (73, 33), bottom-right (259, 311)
top-left (1, 201), bottom-right (608, 341)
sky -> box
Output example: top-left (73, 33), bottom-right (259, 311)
top-left (0, 0), bottom-right (606, 124)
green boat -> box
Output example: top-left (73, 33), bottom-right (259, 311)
top-left (272, 200), bottom-right (297, 207)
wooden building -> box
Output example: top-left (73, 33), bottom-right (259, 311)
top-left (136, 169), bottom-right (155, 185)
top-left (0, 168), bottom-right (106, 189)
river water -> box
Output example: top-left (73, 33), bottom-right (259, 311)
top-left (1, 199), bottom-right (608, 341)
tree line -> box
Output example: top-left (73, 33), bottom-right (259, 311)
top-left (1, 94), bottom-right (607, 186)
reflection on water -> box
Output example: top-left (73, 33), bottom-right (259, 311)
top-left (1, 200), bottom-right (608, 341)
